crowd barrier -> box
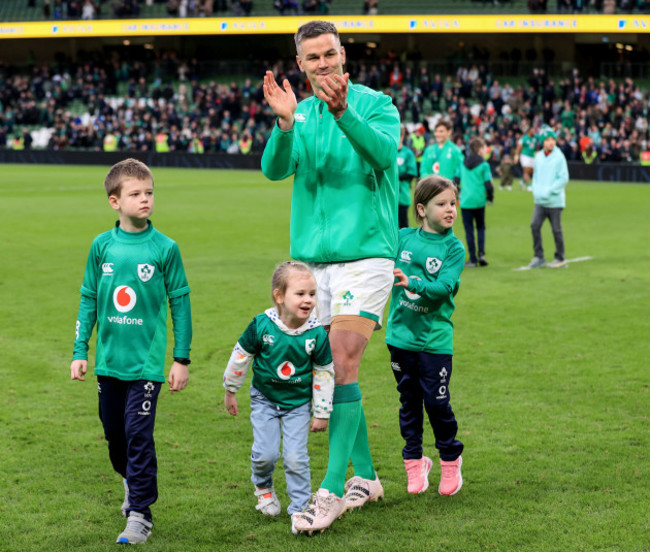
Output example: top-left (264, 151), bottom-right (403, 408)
top-left (0, 150), bottom-right (262, 170)
top-left (2, 149), bottom-right (650, 183)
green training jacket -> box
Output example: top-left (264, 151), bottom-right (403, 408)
top-left (261, 82), bottom-right (401, 263)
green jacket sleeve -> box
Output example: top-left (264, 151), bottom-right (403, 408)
top-left (261, 122), bottom-right (297, 181)
top-left (335, 95), bottom-right (399, 172)
top-left (169, 294), bottom-right (192, 359)
top-left (165, 242), bottom-right (192, 358)
top-left (72, 242), bottom-right (98, 361)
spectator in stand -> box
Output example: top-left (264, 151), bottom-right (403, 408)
top-left (363, 0), bottom-right (378, 14)
top-left (274, 0), bottom-right (298, 14)
top-left (81, 0), bottom-right (96, 19)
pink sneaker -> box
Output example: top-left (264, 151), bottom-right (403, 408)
top-left (438, 456), bottom-right (463, 496)
top-left (293, 488), bottom-right (344, 535)
top-left (404, 456), bottom-right (433, 494)
top-left (343, 474), bottom-right (384, 512)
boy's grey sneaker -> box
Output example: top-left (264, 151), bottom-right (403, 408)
top-left (254, 486), bottom-right (281, 516)
top-left (121, 478), bottom-right (129, 517)
top-left (527, 257), bottom-right (546, 269)
top-left (478, 255), bottom-right (489, 266)
top-left (464, 261), bottom-right (477, 268)
top-left (548, 259), bottom-right (568, 269)
top-left (116, 512), bottom-right (153, 544)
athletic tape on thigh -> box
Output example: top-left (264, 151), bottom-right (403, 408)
top-left (330, 315), bottom-right (375, 340)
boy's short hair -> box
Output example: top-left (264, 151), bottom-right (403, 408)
top-left (413, 175), bottom-right (458, 224)
top-left (434, 119), bottom-right (452, 132)
top-left (295, 20), bottom-right (340, 54)
top-left (469, 137), bottom-right (486, 154)
top-left (104, 158), bottom-right (154, 198)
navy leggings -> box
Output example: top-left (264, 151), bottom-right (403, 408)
top-left (388, 346), bottom-right (463, 462)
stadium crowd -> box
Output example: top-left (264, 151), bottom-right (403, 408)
top-left (30, 0), bottom-right (650, 19)
top-left (2, 54), bottom-right (650, 163)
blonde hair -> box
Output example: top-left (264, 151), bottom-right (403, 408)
top-left (104, 158), bottom-right (154, 198)
top-left (271, 261), bottom-right (314, 307)
top-left (413, 175), bottom-right (458, 224)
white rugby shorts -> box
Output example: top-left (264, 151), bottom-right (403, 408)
top-left (520, 154), bottom-right (535, 168)
top-left (308, 258), bottom-right (395, 329)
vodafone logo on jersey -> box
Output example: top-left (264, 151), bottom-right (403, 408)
top-left (276, 361), bottom-right (296, 381)
top-left (113, 285), bottom-right (137, 313)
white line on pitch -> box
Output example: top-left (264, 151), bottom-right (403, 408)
top-left (513, 256), bottom-right (593, 271)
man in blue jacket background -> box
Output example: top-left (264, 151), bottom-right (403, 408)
top-left (527, 127), bottom-right (570, 269)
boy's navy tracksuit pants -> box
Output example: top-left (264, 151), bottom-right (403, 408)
top-left (97, 376), bottom-right (162, 521)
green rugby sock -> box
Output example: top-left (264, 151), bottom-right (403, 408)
top-left (350, 406), bottom-right (376, 480)
top-left (320, 383), bottom-right (362, 497)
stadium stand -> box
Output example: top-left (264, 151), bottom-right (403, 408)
top-left (1, 0), bottom-right (645, 20)
top-left (2, 0), bottom-right (650, 163)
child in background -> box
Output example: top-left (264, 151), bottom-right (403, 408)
top-left (70, 158), bottom-right (192, 544)
top-left (459, 136), bottom-right (494, 268)
top-left (397, 125), bottom-right (418, 228)
top-left (497, 153), bottom-right (514, 191)
top-left (419, 119), bottom-right (464, 186)
top-left (223, 261), bottom-right (335, 533)
top-left (385, 175), bottom-right (465, 497)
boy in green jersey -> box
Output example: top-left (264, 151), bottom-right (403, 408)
top-left (386, 175), bottom-right (465, 497)
top-left (70, 158), bottom-right (192, 544)
top-left (459, 137), bottom-right (494, 267)
top-left (419, 119), bottom-right (464, 185)
top-left (224, 261), bottom-right (334, 534)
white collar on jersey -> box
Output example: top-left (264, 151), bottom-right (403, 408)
top-left (265, 307), bottom-right (321, 336)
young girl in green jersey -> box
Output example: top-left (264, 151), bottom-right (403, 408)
top-left (223, 261), bottom-right (335, 533)
top-left (385, 175), bottom-right (465, 497)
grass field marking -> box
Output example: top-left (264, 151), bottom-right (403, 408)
top-left (513, 256), bottom-right (594, 271)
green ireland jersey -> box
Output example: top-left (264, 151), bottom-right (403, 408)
top-left (520, 134), bottom-right (537, 157)
top-left (397, 145), bottom-right (418, 207)
top-left (231, 310), bottom-right (333, 411)
top-left (261, 82), bottom-right (401, 263)
top-left (73, 221), bottom-right (192, 382)
top-left (386, 227), bottom-right (465, 354)
top-left (419, 141), bottom-right (464, 180)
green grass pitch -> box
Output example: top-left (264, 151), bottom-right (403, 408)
top-left (0, 163), bottom-right (648, 551)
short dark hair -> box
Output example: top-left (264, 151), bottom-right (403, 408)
top-left (294, 20), bottom-right (340, 54)
top-left (469, 137), bottom-right (485, 154)
top-left (413, 175), bottom-right (458, 224)
top-left (434, 119), bottom-right (452, 132)
top-left (104, 158), bottom-right (153, 198)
